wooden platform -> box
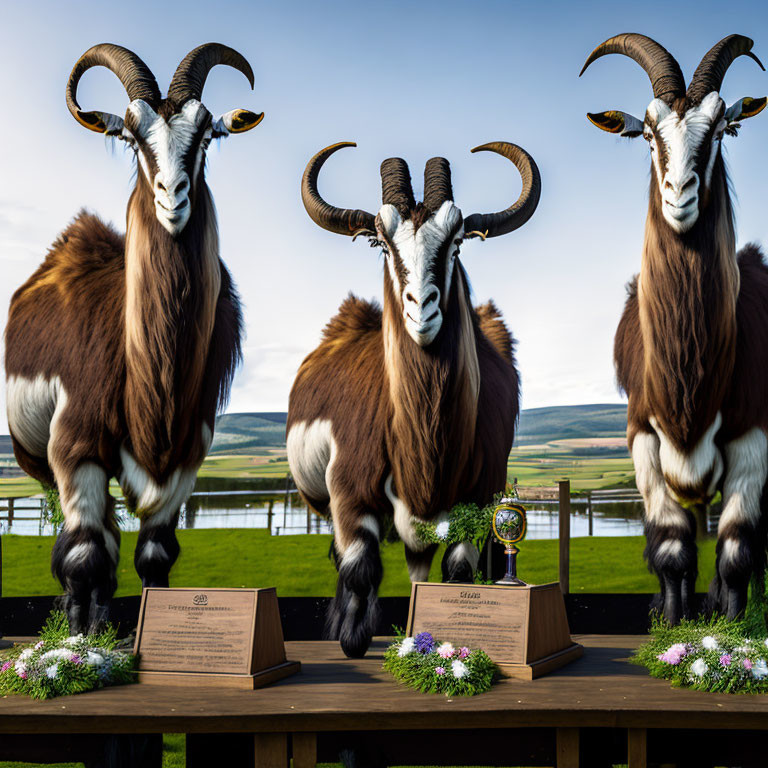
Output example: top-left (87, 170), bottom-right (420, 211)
top-left (1, 635), bottom-right (768, 767)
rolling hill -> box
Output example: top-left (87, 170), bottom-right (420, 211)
top-left (208, 404), bottom-right (628, 454)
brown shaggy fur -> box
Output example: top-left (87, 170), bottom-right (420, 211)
top-left (288, 261), bottom-right (519, 530)
top-left (616, 154), bottom-right (740, 454)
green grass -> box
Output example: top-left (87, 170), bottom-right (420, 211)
top-left (2, 530), bottom-right (718, 598)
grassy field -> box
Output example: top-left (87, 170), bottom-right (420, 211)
top-left (3, 529), bottom-right (717, 597)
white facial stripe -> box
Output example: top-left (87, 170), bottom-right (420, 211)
top-left (126, 99), bottom-right (209, 235)
top-left (647, 92), bottom-right (723, 233)
top-left (379, 201), bottom-right (463, 346)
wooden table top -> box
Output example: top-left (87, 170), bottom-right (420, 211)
top-left (1, 636), bottom-right (767, 734)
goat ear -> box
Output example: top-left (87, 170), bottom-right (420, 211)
top-left (72, 109), bottom-right (125, 136)
top-left (725, 96), bottom-right (767, 124)
top-left (212, 108), bottom-right (264, 138)
top-left (587, 110), bottom-right (643, 138)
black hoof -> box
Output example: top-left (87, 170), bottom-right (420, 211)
top-left (340, 632), bottom-right (372, 658)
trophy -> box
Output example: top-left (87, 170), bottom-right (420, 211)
top-left (492, 499), bottom-right (527, 586)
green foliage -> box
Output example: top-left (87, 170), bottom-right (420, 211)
top-left (412, 501), bottom-right (496, 550)
top-left (383, 632), bottom-right (498, 696)
top-left (41, 485), bottom-right (64, 530)
top-left (0, 611), bottom-right (135, 699)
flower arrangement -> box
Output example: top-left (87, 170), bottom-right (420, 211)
top-left (0, 611), bottom-right (136, 699)
top-left (383, 631), bottom-right (498, 696)
top-left (633, 615), bottom-right (768, 694)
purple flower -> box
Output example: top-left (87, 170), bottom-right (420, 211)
top-left (69, 654), bottom-right (82, 665)
top-left (435, 666), bottom-right (446, 676)
top-left (34, 641), bottom-right (44, 650)
top-left (414, 632), bottom-right (435, 654)
top-left (18, 670), bottom-right (27, 680)
top-left (743, 658), bottom-right (753, 671)
top-left (459, 647), bottom-right (470, 659)
top-left (720, 654), bottom-right (732, 667)
top-left (657, 643), bottom-right (689, 665)
top-left (0, 661), bottom-right (11, 672)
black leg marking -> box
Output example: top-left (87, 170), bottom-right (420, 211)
top-left (404, 543), bottom-right (437, 583)
top-left (51, 523), bottom-right (119, 635)
top-left (134, 514), bottom-right (181, 589)
top-left (326, 528), bottom-right (383, 658)
top-left (644, 514), bottom-right (697, 625)
top-left (441, 542), bottom-right (478, 584)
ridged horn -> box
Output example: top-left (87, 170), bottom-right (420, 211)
top-left (579, 33), bottom-right (685, 103)
top-left (301, 143), bottom-right (376, 237)
top-left (687, 35), bottom-right (765, 104)
top-left (66, 44), bottom-right (160, 132)
top-left (168, 43), bottom-right (254, 105)
top-left (380, 158), bottom-right (415, 215)
top-left (423, 157), bottom-right (453, 212)
top-left (463, 142), bottom-right (541, 239)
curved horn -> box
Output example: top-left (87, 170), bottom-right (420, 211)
top-left (687, 35), bottom-right (765, 104)
top-left (66, 43), bottom-right (160, 133)
top-left (301, 142), bottom-right (376, 237)
top-left (423, 157), bottom-right (453, 212)
top-left (168, 43), bottom-right (254, 105)
top-left (380, 158), bottom-right (415, 215)
top-left (463, 143), bottom-right (541, 239)
top-left (579, 33), bottom-right (685, 103)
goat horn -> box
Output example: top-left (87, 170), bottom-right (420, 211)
top-left (301, 143), bottom-right (376, 237)
top-left (380, 158), bottom-right (415, 215)
top-left (423, 157), bottom-right (453, 212)
top-left (463, 142), bottom-right (541, 239)
top-left (66, 44), bottom-right (160, 132)
top-left (687, 35), bottom-right (765, 104)
top-left (168, 43), bottom-right (254, 105)
top-left (579, 33), bottom-right (685, 104)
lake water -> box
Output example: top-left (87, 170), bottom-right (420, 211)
top-left (0, 492), bottom-right (651, 539)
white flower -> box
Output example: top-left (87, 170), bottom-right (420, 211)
top-left (398, 638), bottom-right (416, 657)
top-left (690, 658), bottom-right (708, 677)
top-left (435, 521), bottom-right (450, 540)
top-left (86, 651), bottom-right (105, 667)
top-left (701, 636), bottom-right (719, 651)
top-left (63, 634), bottom-right (84, 646)
top-left (764, 638), bottom-right (768, 649)
top-left (46, 664), bottom-right (59, 679)
top-left (14, 661), bottom-right (26, 676)
top-left (18, 649), bottom-right (33, 661)
top-left (451, 659), bottom-right (468, 679)
top-left (41, 648), bottom-right (73, 663)
top-left (752, 659), bottom-right (768, 680)
top-left (437, 642), bottom-right (455, 659)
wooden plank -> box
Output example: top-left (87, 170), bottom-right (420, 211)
top-left (556, 727), bottom-right (579, 767)
top-left (628, 728), bottom-right (647, 768)
top-left (292, 732), bottom-right (317, 768)
top-left (254, 732), bottom-right (288, 768)
top-left (559, 480), bottom-right (571, 595)
top-left (3, 638), bottom-right (768, 735)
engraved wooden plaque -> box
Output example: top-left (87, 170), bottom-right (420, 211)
top-left (406, 582), bottom-right (582, 680)
top-left (134, 588), bottom-right (300, 689)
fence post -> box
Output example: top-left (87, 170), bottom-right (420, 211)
top-left (559, 479), bottom-right (571, 595)
top-left (283, 474), bottom-right (291, 529)
top-left (587, 491), bottom-right (593, 537)
top-left (267, 500), bottom-right (274, 535)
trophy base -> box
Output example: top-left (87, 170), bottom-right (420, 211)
top-left (406, 582), bottom-right (582, 680)
top-left (495, 575), bottom-right (527, 586)
top-left (497, 642), bottom-right (584, 681)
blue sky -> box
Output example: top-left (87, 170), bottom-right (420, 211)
top-left (1, 0), bottom-right (767, 431)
